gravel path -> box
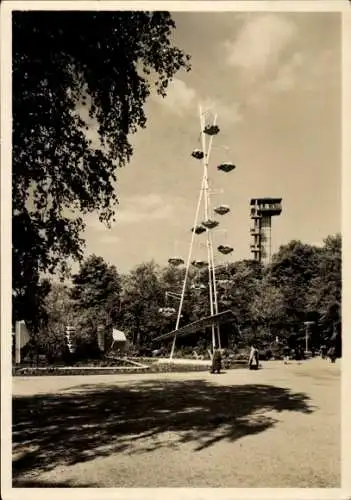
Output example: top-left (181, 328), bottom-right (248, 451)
top-left (12, 358), bottom-right (340, 488)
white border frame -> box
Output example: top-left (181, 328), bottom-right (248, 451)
top-left (1, 2), bottom-right (350, 499)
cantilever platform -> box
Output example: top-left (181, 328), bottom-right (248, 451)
top-left (152, 310), bottom-right (236, 342)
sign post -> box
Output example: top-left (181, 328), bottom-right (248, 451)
top-left (303, 321), bottom-right (315, 353)
top-left (15, 320), bottom-right (31, 364)
top-left (97, 325), bottom-right (105, 352)
top-left (65, 325), bottom-right (76, 354)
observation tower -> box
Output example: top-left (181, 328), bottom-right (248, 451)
top-left (250, 197), bottom-right (282, 265)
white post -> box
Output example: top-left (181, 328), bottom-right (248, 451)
top-left (305, 324), bottom-right (308, 353)
top-left (15, 321), bottom-right (21, 364)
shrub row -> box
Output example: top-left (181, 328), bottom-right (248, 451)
top-left (13, 364), bottom-right (206, 376)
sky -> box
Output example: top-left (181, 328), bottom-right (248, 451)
top-left (83, 11), bottom-right (341, 274)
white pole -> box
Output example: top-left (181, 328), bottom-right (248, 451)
top-left (209, 237), bottom-right (221, 349)
top-left (200, 107), bottom-right (218, 352)
top-left (169, 107), bottom-right (208, 360)
top-left (169, 176), bottom-right (205, 359)
top-left (207, 124), bottom-right (219, 350)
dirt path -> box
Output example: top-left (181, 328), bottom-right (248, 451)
top-left (12, 358), bottom-right (340, 488)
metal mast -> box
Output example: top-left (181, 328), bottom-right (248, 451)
top-left (168, 105), bottom-right (235, 360)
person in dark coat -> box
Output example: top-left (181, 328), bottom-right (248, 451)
top-left (327, 346), bottom-right (337, 363)
top-left (210, 348), bottom-right (222, 374)
top-left (294, 346), bottom-right (301, 361)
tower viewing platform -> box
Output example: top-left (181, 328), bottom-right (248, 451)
top-left (250, 197), bottom-right (283, 264)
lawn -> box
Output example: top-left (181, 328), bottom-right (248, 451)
top-left (12, 358), bottom-right (340, 488)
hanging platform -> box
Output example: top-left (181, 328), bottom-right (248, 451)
top-left (153, 310), bottom-right (236, 342)
top-left (192, 225), bottom-right (206, 235)
top-left (202, 219), bottom-right (219, 229)
top-left (217, 162), bottom-right (236, 173)
top-left (190, 283), bottom-right (207, 290)
top-left (214, 205), bottom-right (230, 215)
top-left (159, 307), bottom-right (177, 317)
top-left (168, 257), bottom-right (184, 266)
top-left (191, 260), bottom-right (208, 268)
top-left (192, 149), bottom-right (204, 160)
top-left (218, 245), bottom-right (233, 255)
top-left (221, 295), bottom-right (232, 307)
top-left (204, 124), bottom-right (220, 136)
top-left (216, 279), bottom-right (231, 287)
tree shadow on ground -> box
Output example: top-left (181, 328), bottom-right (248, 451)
top-left (13, 478), bottom-right (98, 487)
top-left (13, 379), bottom-right (315, 480)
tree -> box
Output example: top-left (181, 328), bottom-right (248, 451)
top-left (38, 282), bottom-right (74, 361)
top-left (12, 11), bottom-right (191, 321)
top-left (158, 264), bottom-right (186, 335)
top-left (221, 260), bottom-right (262, 320)
top-left (13, 277), bottom-right (52, 363)
top-left (12, 277), bottom-right (51, 336)
top-left (71, 255), bottom-right (121, 346)
top-left (251, 276), bottom-right (286, 342)
top-left (307, 234), bottom-right (341, 349)
top-left (212, 260), bottom-right (262, 345)
top-left (268, 240), bottom-right (323, 329)
top-left (119, 261), bottom-right (164, 347)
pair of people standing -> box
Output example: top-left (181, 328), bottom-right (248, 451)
top-left (210, 345), bottom-right (260, 373)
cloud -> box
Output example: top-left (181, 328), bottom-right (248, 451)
top-left (85, 214), bottom-right (106, 232)
top-left (268, 52), bottom-right (305, 92)
top-left (99, 234), bottom-right (121, 244)
top-left (266, 49), bottom-right (337, 95)
top-left (155, 78), bottom-right (196, 115)
top-left (201, 98), bottom-right (243, 126)
top-left (226, 46), bottom-right (337, 118)
top-left (304, 50), bottom-right (338, 90)
top-left (116, 193), bottom-right (174, 224)
top-left (155, 79), bottom-right (243, 125)
top-left (84, 194), bottom-right (176, 237)
top-left (84, 214), bottom-right (120, 245)
top-left (225, 14), bottom-right (297, 82)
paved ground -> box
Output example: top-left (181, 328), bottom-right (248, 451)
top-left (12, 358), bottom-right (340, 488)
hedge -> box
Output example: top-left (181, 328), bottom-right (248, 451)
top-left (13, 360), bottom-right (248, 376)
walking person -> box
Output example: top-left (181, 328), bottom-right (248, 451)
top-left (283, 344), bottom-right (290, 364)
top-left (248, 343), bottom-right (259, 370)
top-left (327, 346), bottom-right (337, 363)
top-left (320, 344), bottom-right (327, 359)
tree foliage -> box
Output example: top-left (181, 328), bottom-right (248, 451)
top-left (268, 240), bottom-right (323, 328)
top-left (38, 283), bottom-right (74, 361)
top-left (119, 261), bottom-right (164, 345)
top-left (12, 11), bottom-right (190, 322)
top-left (251, 276), bottom-right (286, 337)
top-left (71, 254), bottom-right (121, 342)
top-left (307, 234), bottom-right (341, 339)
top-left (13, 277), bottom-right (51, 334)
top-left (31, 234), bottom-right (341, 361)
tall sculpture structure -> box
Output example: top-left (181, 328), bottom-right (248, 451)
top-left (155, 105), bottom-right (237, 360)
